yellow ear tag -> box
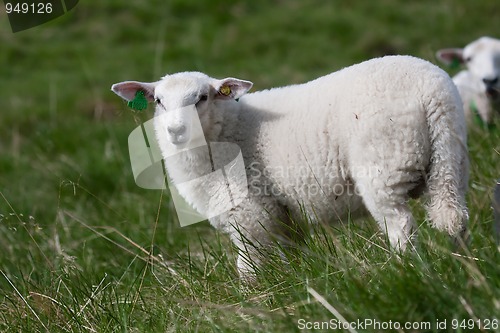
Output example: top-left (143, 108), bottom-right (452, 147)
top-left (220, 85), bottom-right (231, 96)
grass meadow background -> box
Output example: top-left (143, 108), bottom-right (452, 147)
top-left (1, 0), bottom-right (500, 332)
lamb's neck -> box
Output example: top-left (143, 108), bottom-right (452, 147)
top-left (239, 81), bottom-right (312, 116)
top-left (164, 145), bottom-right (213, 183)
top-left (213, 99), bottom-right (245, 142)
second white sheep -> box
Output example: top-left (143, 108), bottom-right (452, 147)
top-left (437, 36), bottom-right (500, 127)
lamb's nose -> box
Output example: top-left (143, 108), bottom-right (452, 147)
top-left (168, 125), bottom-right (186, 136)
top-left (483, 77), bottom-right (498, 88)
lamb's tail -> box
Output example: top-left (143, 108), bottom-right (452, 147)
top-left (425, 78), bottom-right (469, 237)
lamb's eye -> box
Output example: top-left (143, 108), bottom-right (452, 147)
top-left (154, 97), bottom-right (161, 104)
top-left (199, 94), bottom-right (208, 102)
top-left (465, 56), bottom-right (472, 63)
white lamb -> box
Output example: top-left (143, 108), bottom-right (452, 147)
top-left (112, 55), bottom-right (469, 280)
top-left (436, 36), bottom-right (500, 127)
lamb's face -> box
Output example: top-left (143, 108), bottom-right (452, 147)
top-left (153, 72), bottom-right (253, 148)
top-left (153, 73), bottom-right (213, 147)
top-left (463, 37), bottom-right (500, 100)
top-left (111, 72), bottom-right (253, 148)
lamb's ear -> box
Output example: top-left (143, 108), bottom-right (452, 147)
top-left (436, 48), bottom-right (464, 67)
top-left (214, 78), bottom-right (253, 100)
top-left (111, 81), bottom-right (157, 102)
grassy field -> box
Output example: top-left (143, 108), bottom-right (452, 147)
top-left (1, 0), bottom-right (499, 332)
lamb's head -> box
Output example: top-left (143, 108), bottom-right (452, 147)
top-left (111, 72), bottom-right (253, 147)
top-left (437, 37), bottom-right (500, 100)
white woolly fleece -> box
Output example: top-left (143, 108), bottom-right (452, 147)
top-left (112, 55), bottom-right (469, 280)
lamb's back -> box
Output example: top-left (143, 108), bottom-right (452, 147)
top-left (236, 56), bottom-right (454, 220)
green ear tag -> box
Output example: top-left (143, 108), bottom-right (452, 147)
top-left (449, 58), bottom-right (461, 70)
top-left (127, 90), bottom-right (148, 111)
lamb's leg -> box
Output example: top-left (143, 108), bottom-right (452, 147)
top-left (227, 222), bottom-right (277, 281)
top-left (353, 174), bottom-right (417, 251)
top-left (230, 233), bottom-right (265, 281)
top-left (363, 198), bottom-right (416, 251)
top-left (226, 203), bottom-right (294, 282)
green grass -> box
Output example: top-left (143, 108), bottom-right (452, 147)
top-left (1, 0), bottom-right (499, 332)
